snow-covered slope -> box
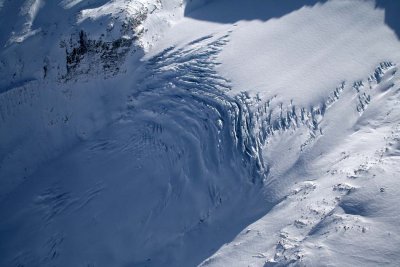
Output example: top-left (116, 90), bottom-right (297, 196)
top-left (0, 0), bottom-right (187, 197)
top-left (1, 0), bottom-right (400, 266)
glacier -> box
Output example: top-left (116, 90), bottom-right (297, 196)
top-left (1, 0), bottom-right (400, 266)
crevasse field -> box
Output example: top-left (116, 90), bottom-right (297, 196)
top-left (1, 0), bottom-right (400, 266)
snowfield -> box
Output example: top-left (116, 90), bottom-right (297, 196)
top-left (1, 0), bottom-right (400, 266)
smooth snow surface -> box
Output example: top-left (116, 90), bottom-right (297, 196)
top-left (1, 0), bottom-right (400, 266)
top-left (219, 1), bottom-right (400, 103)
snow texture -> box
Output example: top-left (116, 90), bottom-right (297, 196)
top-left (1, 0), bottom-right (400, 266)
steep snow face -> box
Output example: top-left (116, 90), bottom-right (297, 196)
top-left (0, 0), bottom-right (185, 197)
top-left (0, 0), bottom-right (184, 89)
top-left (75, 0), bottom-right (185, 49)
top-left (1, 0), bottom-right (400, 267)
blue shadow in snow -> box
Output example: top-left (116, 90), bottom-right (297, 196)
top-left (375, 0), bottom-right (400, 39)
top-left (185, 0), bottom-right (400, 39)
top-left (184, 0), bottom-right (327, 23)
